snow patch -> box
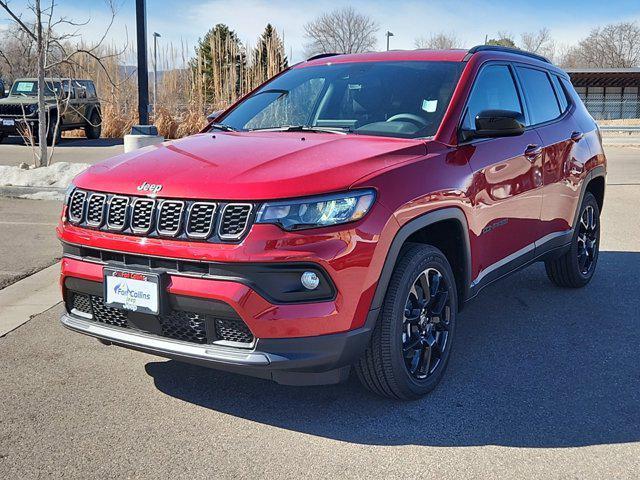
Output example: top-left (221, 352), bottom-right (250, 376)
top-left (0, 162), bottom-right (90, 188)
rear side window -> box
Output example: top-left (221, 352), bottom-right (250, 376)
top-left (516, 67), bottom-right (561, 125)
top-left (462, 65), bottom-right (522, 131)
top-left (550, 75), bottom-right (569, 112)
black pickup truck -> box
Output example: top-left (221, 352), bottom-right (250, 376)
top-left (0, 78), bottom-right (101, 145)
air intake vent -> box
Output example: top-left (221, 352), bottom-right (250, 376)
top-left (86, 193), bottom-right (106, 227)
top-left (219, 204), bottom-right (252, 240)
top-left (107, 196), bottom-right (129, 230)
top-left (186, 202), bottom-right (216, 238)
top-left (68, 190), bottom-right (87, 223)
top-left (131, 198), bottom-right (155, 233)
top-left (157, 200), bottom-right (184, 236)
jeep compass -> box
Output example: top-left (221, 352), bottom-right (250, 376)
top-left (58, 46), bottom-right (606, 399)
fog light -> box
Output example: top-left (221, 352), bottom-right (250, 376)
top-left (301, 271), bottom-right (320, 290)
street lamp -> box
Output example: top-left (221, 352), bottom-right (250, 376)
top-left (135, 0), bottom-right (149, 125)
top-left (386, 31), bottom-right (394, 51)
top-left (153, 32), bottom-right (161, 115)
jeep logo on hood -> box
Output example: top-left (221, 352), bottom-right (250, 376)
top-left (137, 182), bottom-right (162, 194)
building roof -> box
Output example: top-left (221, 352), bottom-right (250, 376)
top-left (566, 68), bottom-right (640, 87)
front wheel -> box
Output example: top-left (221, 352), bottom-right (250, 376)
top-left (356, 244), bottom-right (458, 400)
top-left (85, 110), bottom-right (101, 139)
top-left (545, 191), bottom-right (600, 288)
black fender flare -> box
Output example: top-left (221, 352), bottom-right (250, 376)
top-left (572, 165), bottom-right (606, 231)
top-left (368, 207), bottom-right (472, 316)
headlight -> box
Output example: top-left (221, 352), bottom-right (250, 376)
top-left (256, 190), bottom-right (375, 231)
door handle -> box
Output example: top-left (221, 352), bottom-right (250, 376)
top-left (570, 131), bottom-right (584, 142)
top-left (524, 144), bottom-right (543, 162)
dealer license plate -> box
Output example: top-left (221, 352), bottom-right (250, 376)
top-left (104, 268), bottom-right (160, 315)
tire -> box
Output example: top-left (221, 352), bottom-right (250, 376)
top-left (0, 134), bottom-right (5, 143)
top-left (85, 110), bottom-right (101, 139)
top-left (545, 192), bottom-right (600, 288)
top-left (46, 113), bottom-right (61, 146)
top-left (355, 244), bottom-right (458, 400)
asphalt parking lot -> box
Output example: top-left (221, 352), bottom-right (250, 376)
top-left (0, 145), bottom-right (638, 479)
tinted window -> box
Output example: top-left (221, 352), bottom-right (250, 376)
top-left (516, 67), bottom-right (561, 125)
top-left (221, 61), bottom-right (464, 139)
top-left (462, 65), bottom-right (522, 130)
top-left (550, 75), bottom-right (569, 112)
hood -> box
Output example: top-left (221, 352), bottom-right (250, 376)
top-left (0, 96), bottom-right (40, 105)
top-left (74, 131), bottom-right (427, 200)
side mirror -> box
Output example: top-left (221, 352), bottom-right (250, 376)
top-left (207, 110), bottom-right (224, 122)
top-left (462, 109), bottom-right (525, 141)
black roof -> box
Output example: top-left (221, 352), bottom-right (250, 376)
top-left (466, 45), bottom-right (551, 64)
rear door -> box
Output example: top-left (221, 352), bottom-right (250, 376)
top-left (513, 66), bottom-right (587, 246)
top-left (459, 63), bottom-right (544, 288)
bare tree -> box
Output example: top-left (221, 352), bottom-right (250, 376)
top-left (0, 0), bottom-right (120, 167)
top-left (304, 7), bottom-right (379, 56)
top-left (565, 21), bottom-right (640, 68)
top-left (414, 32), bottom-right (460, 50)
top-left (520, 27), bottom-right (555, 59)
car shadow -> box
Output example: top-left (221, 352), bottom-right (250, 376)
top-left (145, 251), bottom-right (640, 448)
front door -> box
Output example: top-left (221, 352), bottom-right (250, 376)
top-left (459, 63), bottom-right (544, 289)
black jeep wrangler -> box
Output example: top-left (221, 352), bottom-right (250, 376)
top-left (0, 78), bottom-right (101, 145)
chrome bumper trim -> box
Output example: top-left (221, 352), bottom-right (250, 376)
top-left (60, 313), bottom-right (270, 366)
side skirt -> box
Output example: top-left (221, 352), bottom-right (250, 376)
top-left (466, 229), bottom-right (573, 301)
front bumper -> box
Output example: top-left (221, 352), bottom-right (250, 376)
top-left (61, 310), bottom-right (376, 385)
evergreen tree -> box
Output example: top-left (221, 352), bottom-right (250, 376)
top-left (252, 24), bottom-right (288, 85)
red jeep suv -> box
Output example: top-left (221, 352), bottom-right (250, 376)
top-left (58, 46), bottom-right (606, 399)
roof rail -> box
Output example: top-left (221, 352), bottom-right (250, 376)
top-left (306, 53), bottom-right (342, 62)
top-left (466, 45), bottom-right (551, 64)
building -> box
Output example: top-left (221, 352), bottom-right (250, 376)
top-left (566, 68), bottom-right (640, 120)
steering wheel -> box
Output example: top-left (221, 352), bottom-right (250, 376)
top-left (386, 113), bottom-right (429, 128)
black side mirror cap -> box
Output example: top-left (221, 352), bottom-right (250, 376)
top-left (461, 109), bottom-right (525, 141)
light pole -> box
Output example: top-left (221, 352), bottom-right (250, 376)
top-left (153, 32), bottom-right (161, 115)
top-left (386, 31), bottom-right (394, 51)
top-left (135, 0), bottom-right (149, 125)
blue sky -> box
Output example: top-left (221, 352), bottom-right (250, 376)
top-left (2, 0), bottom-right (640, 63)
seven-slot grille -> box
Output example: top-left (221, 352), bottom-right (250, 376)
top-left (67, 189), bottom-right (253, 242)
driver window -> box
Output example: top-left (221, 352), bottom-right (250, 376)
top-left (462, 65), bottom-right (522, 131)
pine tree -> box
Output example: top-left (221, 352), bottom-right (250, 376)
top-left (193, 24), bottom-right (246, 105)
top-left (251, 24), bottom-right (288, 86)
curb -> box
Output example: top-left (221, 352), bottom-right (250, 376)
top-left (0, 262), bottom-right (61, 337)
top-left (0, 185), bottom-right (65, 199)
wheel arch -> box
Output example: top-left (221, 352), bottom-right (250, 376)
top-left (370, 207), bottom-right (472, 314)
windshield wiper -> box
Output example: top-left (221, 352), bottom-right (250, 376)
top-left (209, 123), bottom-right (237, 132)
top-left (250, 125), bottom-right (352, 135)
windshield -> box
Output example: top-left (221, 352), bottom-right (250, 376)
top-left (10, 80), bottom-right (61, 97)
top-left (219, 61), bottom-right (463, 139)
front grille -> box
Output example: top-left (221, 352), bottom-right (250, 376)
top-left (131, 198), bottom-right (155, 233)
top-left (159, 311), bottom-right (208, 344)
top-left (219, 204), bottom-right (252, 239)
top-left (90, 295), bottom-right (128, 328)
top-left (66, 189), bottom-right (255, 243)
top-left (215, 317), bottom-right (254, 343)
top-left (68, 292), bottom-right (254, 346)
top-left (86, 193), bottom-right (106, 226)
top-left (157, 200), bottom-right (184, 236)
top-left (0, 104), bottom-right (33, 116)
